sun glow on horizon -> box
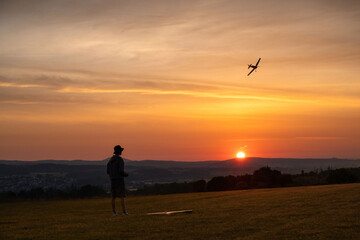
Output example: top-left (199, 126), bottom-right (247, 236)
top-left (236, 152), bottom-right (246, 159)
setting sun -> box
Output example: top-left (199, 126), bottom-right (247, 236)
top-left (236, 152), bottom-right (246, 158)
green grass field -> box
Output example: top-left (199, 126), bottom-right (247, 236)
top-left (1, 183), bottom-right (360, 240)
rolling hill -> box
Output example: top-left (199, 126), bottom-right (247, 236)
top-left (1, 157), bottom-right (359, 191)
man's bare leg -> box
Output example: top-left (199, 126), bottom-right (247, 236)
top-left (112, 197), bottom-right (116, 214)
top-left (121, 197), bottom-right (127, 214)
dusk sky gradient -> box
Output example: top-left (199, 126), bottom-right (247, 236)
top-left (0, 0), bottom-right (359, 160)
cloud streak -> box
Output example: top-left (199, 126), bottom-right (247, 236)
top-left (1, 68), bottom-right (359, 107)
top-left (1, 65), bottom-right (359, 109)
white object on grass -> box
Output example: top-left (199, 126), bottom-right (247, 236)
top-left (147, 210), bottom-right (193, 215)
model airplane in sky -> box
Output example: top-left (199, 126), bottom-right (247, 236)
top-left (247, 58), bottom-right (261, 76)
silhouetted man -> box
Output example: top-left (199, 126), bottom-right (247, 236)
top-left (107, 145), bottom-right (128, 216)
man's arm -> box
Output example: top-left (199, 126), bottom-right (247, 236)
top-left (119, 158), bottom-right (128, 177)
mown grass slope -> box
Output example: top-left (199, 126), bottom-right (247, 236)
top-left (1, 183), bottom-right (360, 240)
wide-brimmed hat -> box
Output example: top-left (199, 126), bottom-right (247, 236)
top-left (114, 145), bottom-right (124, 154)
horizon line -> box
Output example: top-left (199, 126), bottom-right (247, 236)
top-left (1, 157), bottom-right (359, 162)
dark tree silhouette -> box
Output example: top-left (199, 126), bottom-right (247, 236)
top-left (326, 169), bottom-right (357, 184)
top-left (192, 180), bottom-right (206, 192)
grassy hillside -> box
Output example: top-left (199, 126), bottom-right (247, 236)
top-left (1, 184), bottom-right (360, 240)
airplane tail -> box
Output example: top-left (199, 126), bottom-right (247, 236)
top-left (248, 64), bottom-right (251, 69)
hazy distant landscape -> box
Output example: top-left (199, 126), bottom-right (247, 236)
top-left (1, 158), bottom-right (359, 194)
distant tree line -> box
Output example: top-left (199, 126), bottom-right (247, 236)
top-left (1, 167), bottom-right (360, 200)
top-left (133, 167), bottom-right (360, 195)
top-left (0, 185), bottom-right (106, 200)
top-left (134, 167), bottom-right (292, 195)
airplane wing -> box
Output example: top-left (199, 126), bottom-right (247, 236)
top-left (247, 68), bottom-right (255, 76)
top-left (255, 58), bottom-right (261, 67)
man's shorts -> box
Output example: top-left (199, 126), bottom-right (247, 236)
top-left (111, 178), bottom-right (126, 198)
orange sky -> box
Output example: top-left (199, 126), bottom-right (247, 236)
top-left (0, 0), bottom-right (359, 160)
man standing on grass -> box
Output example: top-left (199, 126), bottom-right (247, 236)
top-left (107, 145), bottom-right (129, 216)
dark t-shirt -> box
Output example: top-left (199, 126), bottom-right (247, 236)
top-left (107, 155), bottom-right (125, 179)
